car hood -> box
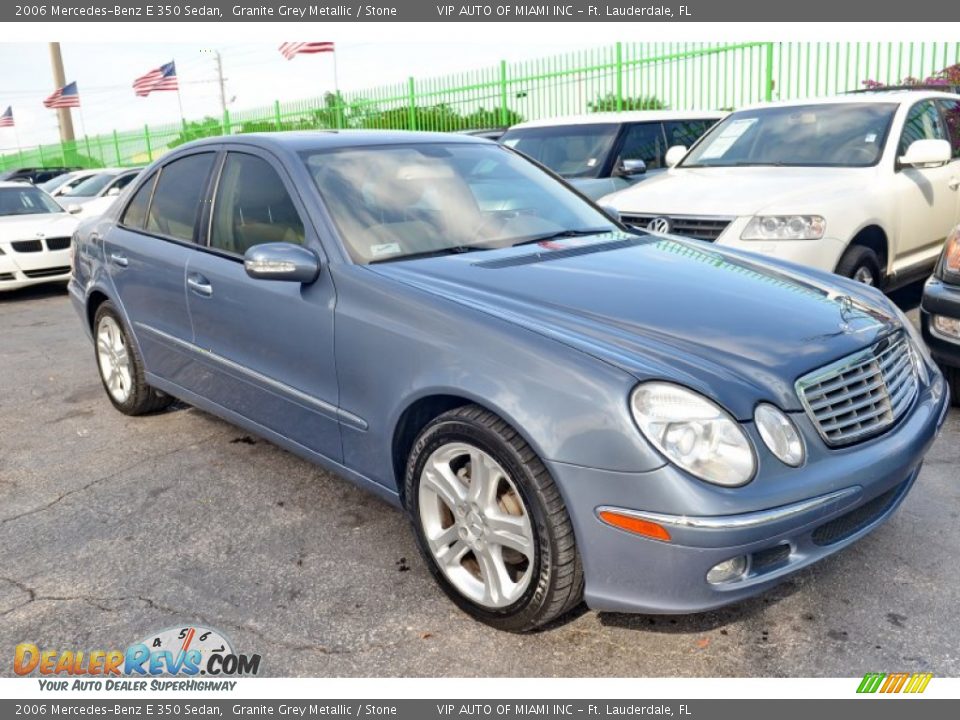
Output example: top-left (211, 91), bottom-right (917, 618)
top-left (602, 166), bottom-right (873, 216)
top-left (370, 233), bottom-right (901, 418)
top-left (0, 212), bottom-right (79, 241)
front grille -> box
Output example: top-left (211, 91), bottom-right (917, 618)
top-left (22, 266), bottom-right (70, 279)
top-left (0, 272), bottom-right (15, 281)
top-left (45, 236), bottom-right (71, 251)
top-left (796, 334), bottom-right (918, 447)
top-left (811, 482), bottom-right (905, 546)
top-left (621, 213), bottom-right (732, 242)
top-left (11, 240), bottom-right (42, 253)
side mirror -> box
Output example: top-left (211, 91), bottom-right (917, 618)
top-left (899, 139), bottom-right (951, 168)
top-left (599, 204), bottom-right (621, 223)
top-left (67, 204), bottom-right (83, 215)
top-left (618, 159), bottom-right (647, 177)
top-left (106, 186), bottom-right (121, 197)
top-left (665, 145), bottom-right (688, 168)
top-left (244, 243), bottom-right (321, 284)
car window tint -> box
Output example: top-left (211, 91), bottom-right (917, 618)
top-left (899, 100), bottom-right (947, 156)
top-left (619, 123), bottom-right (665, 169)
top-left (937, 99), bottom-right (960, 159)
top-left (146, 153), bottom-right (215, 242)
top-left (210, 153), bottom-right (305, 255)
top-left (121, 171), bottom-right (157, 230)
top-left (663, 119), bottom-right (716, 150)
top-left (111, 173), bottom-right (138, 193)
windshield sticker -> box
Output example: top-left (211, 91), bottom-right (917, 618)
top-left (370, 243), bottom-right (402, 257)
top-left (586, 158), bottom-right (598, 167)
top-left (699, 118), bottom-right (757, 159)
top-left (865, 133), bottom-right (877, 143)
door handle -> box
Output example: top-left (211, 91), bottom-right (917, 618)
top-left (187, 273), bottom-right (213, 297)
top-left (109, 252), bottom-right (128, 268)
top-left (949, 177), bottom-right (960, 191)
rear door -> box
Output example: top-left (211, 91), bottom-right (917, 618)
top-left (103, 150), bottom-right (218, 384)
top-left (183, 147), bottom-right (341, 460)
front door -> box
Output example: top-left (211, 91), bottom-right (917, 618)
top-left (184, 149), bottom-right (341, 461)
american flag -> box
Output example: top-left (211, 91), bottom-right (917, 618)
top-left (43, 81), bottom-right (80, 109)
top-left (133, 61), bottom-right (179, 97)
top-left (279, 42), bottom-right (335, 60)
top-left (0, 106), bottom-right (13, 128)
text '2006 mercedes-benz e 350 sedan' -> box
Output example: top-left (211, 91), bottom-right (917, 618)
top-left (69, 131), bottom-right (949, 631)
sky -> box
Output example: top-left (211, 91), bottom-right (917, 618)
top-left (0, 41), bottom-right (602, 151)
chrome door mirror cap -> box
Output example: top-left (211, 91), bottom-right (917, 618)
top-left (619, 158), bottom-right (647, 177)
top-left (244, 243), bottom-right (321, 284)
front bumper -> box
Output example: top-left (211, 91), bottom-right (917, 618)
top-left (921, 275), bottom-right (960, 370)
top-left (0, 245), bottom-right (72, 292)
top-left (715, 218), bottom-right (847, 274)
top-left (551, 381), bottom-right (950, 614)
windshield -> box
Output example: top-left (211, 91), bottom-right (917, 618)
top-left (302, 142), bottom-right (617, 264)
top-left (682, 103), bottom-right (897, 168)
top-left (62, 172), bottom-right (117, 198)
top-left (500, 124), bottom-right (619, 178)
top-left (39, 172), bottom-right (79, 194)
top-left (0, 187), bottom-right (65, 216)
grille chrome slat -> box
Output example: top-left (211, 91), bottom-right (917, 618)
top-left (797, 334), bottom-right (918, 447)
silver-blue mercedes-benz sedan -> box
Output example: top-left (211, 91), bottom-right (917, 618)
top-left (69, 131), bottom-right (949, 631)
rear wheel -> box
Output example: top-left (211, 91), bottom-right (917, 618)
top-left (836, 245), bottom-right (882, 287)
top-left (93, 301), bottom-right (172, 415)
top-left (405, 404), bottom-right (583, 631)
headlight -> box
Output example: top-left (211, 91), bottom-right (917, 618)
top-left (754, 404), bottom-right (805, 467)
top-left (741, 215), bottom-right (826, 241)
top-left (630, 382), bottom-right (756, 487)
top-left (942, 226), bottom-right (960, 280)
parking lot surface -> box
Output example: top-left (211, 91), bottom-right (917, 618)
top-left (1, 283), bottom-right (958, 677)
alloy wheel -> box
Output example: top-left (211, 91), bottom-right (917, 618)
top-left (96, 315), bottom-right (132, 404)
top-left (417, 442), bottom-right (535, 609)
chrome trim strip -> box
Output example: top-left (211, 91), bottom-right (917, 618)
top-left (134, 322), bottom-right (368, 430)
top-left (596, 487), bottom-right (860, 531)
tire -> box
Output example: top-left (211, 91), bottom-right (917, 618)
top-left (404, 404), bottom-right (583, 632)
top-left (93, 301), bottom-right (172, 416)
top-left (836, 245), bottom-right (882, 287)
top-left (946, 366), bottom-right (960, 408)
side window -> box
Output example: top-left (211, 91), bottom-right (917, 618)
top-left (937, 99), bottom-right (960, 159)
top-left (618, 123), bottom-right (665, 170)
top-left (121, 171), bottom-right (157, 230)
top-left (146, 153), bottom-right (216, 242)
top-left (664, 119), bottom-right (716, 150)
top-left (210, 153), bottom-right (305, 256)
top-left (110, 173), bottom-right (138, 194)
top-left (898, 100), bottom-right (947, 156)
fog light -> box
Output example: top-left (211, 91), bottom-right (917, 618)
top-left (933, 314), bottom-right (960, 341)
top-left (706, 556), bottom-right (748, 585)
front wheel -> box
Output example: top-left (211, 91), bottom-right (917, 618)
top-left (405, 405), bottom-right (583, 631)
top-left (836, 245), bottom-right (882, 287)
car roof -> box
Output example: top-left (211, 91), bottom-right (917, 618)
top-left (0, 180), bottom-right (44, 189)
top-left (507, 110), bottom-right (727, 129)
top-left (177, 130), bottom-right (495, 156)
top-left (738, 90), bottom-right (960, 112)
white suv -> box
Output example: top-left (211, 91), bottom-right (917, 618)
top-left (601, 90), bottom-right (960, 289)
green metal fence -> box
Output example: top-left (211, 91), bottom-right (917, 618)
top-left (3, 41), bottom-right (959, 172)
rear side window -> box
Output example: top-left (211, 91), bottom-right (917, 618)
top-left (937, 99), bottom-right (960, 159)
top-left (146, 153), bottom-right (216, 242)
top-left (898, 100), bottom-right (947, 156)
top-left (210, 153), bottom-right (305, 256)
top-left (664, 119), bottom-right (716, 150)
top-left (121, 172), bottom-right (156, 229)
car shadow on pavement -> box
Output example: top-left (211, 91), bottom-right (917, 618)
top-left (595, 577), bottom-right (802, 635)
top-left (888, 279), bottom-right (925, 312)
top-left (0, 282), bottom-right (69, 303)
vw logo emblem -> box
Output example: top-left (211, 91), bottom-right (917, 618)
top-left (647, 216), bottom-right (672, 233)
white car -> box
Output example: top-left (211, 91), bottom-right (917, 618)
top-left (39, 169), bottom-right (102, 198)
top-left (601, 90), bottom-right (960, 288)
top-left (59, 167), bottom-right (142, 210)
top-left (0, 182), bottom-right (80, 291)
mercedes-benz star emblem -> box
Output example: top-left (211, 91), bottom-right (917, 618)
top-left (647, 217), bottom-right (672, 233)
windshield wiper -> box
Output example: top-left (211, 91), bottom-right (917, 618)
top-left (510, 228), bottom-right (613, 248)
top-left (369, 245), bottom-right (490, 264)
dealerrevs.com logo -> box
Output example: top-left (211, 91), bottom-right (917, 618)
top-left (857, 672), bottom-right (933, 694)
top-left (14, 626), bottom-right (261, 691)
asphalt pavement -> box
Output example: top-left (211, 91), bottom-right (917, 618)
top-left (1, 282), bottom-right (957, 677)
